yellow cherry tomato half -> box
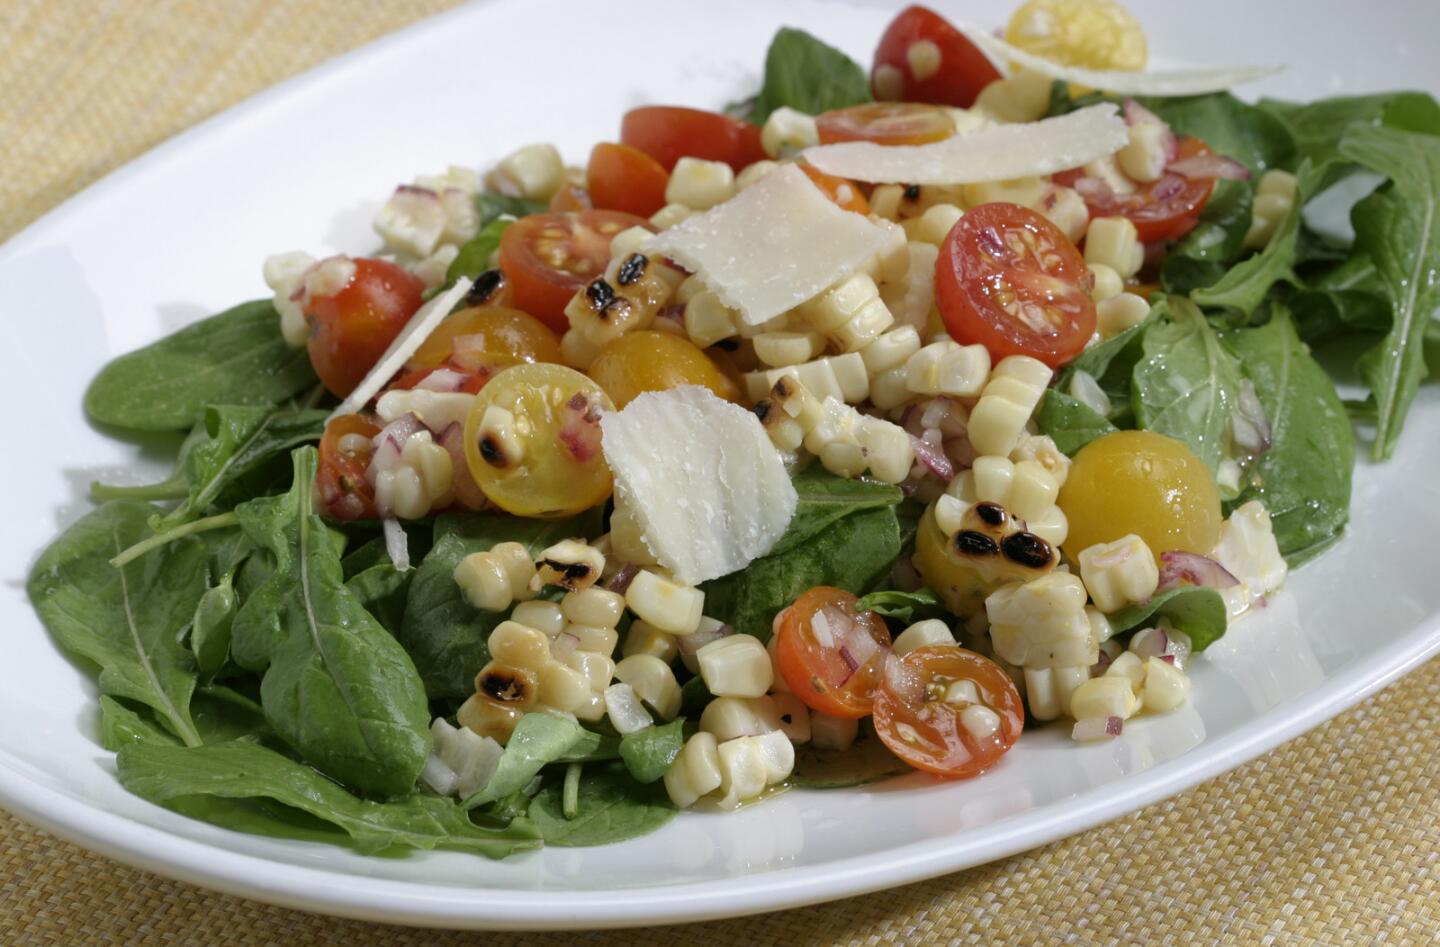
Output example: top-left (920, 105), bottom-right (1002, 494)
top-left (407, 305), bottom-right (561, 373)
top-left (585, 330), bottom-right (739, 408)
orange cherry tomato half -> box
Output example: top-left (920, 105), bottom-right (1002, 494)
top-left (798, 163), bottom-right (870, 214)
top-left (620, 105), bottom-right (767, 172)
top-left (316, 413), bottom-right (381, 521)
top-left (936, 202), bottom-right (1096, 368)
top-left (872, 645), bottom-right (1024, 779)
top-left (305, 257), bottom-right (425, 398)
top-left (497, 210), bottom-right (652, 332)
top-left (815, 102), bottom-right (956, 146)
top-left (587, 142), bottom-right (670, 218)
top-left (775, 588), bottom-right (893, 719)
top-left (871, 4), bottom-right (1003, 108)
top-left (1055, 136), bottom-right (1217, 244)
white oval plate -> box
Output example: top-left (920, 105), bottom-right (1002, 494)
top-left (2, 0), bottom-right (1438, 930)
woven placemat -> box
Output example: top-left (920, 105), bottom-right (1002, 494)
top-left (3, 2), bottom-right (1437, 943)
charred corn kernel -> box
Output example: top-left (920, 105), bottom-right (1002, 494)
top-left (893, 619), bottom-right (956, 655)
top-left (1078, 535), bottom-right (1159, 613)
top-left (761, 107), bottom-right (820, 158)
top-left (622, 620), bottom-right (680, 663)
top-left (974, 70), bottom-right (1052, 124)
top-left (903, 203), bottom-right (964, 246)
top-left (1022, 665), bottom-right (1089, 720)
top-left (510, 601), bottom-right (566, 638)
top-left (472, 660), bottom-right (541, 712)
top-left (1084, 216), bottom-right (1144, 278)
top-left (625, 570), bottom-right (704, 635)
top-left (810, 712), bottom-right (859, 751)
top-left (649, 202), bottom-right (696, 230)
top-left (1143, 656), bottom-right (1190, 711)
top-left (535, 539), bottom-right (605, 591)
top-left (565, 270), bottom-right (669, 347)
top-left (683, 291), bottom-right (740, 349)
top-left (664, 732), bottom-right (723, 808)
top-left (263, 250), bottom-right (316, 346)
top-left (1096, 292), bottom-right (1150, 339)
top-left (567, 649), bottom-right (616, 691)
top-left (735, 159), bottom-right (781, 190)
top-left (857, 415), bottom-right (916, 484)
top-left (1106, 651), bottom-right (1146, 693)
top-left (666, 157), bottom-right (736, 210)
top-left (753, 330), bottom-right (825, 367)
top-left (1070, 674), bottom-right (1139, 720)
top-left (986, 572), bottom-right (1097, 669)
top-left (1117, 121), bottom-right (1170, 183)
top-left (715, 736), bottom-right (768, 809)
top-left (753, 398), bottom-right (806, 452)
top-left (487, 143), bottom-right (565, 202)
top-left (487, 621), bottom-right (552, 672)
top-left (675, 275), bottom-right (706, 305)
top-left (1037, 185), bottom-right (1090, 243)
top-left (696, 634), bottom-right (773, 698)
top-left (1088, 263), bottom-right (1124, 302)
top-left (700, 695), bottom-right (781, 741)
top-left (961, 176), bottom-right (1047, 210)
top-left (456, 692), bottom-right (526, 744)
top-left (1024, 504), bottom-right (1069, 547)
top-left (968, 355), bottom-right (1052, 457)
top-left (743, 352), bottom-right (870, 404)
top-left (603, 682), bottom-right (653, 735)
top-left (771, 693), bottom-right (811, 743)
top-left (537, 659), bottom-right (593, 713)
top-left (560, 328), bottom-right (604, 370)
top-left (472, 405), bottom-right (522, 473)
top-left (565, 622), bottom-right (619, 656)
top-left (614, 654), bottom-right (682, 720)
top-left (861, 326), bottom-right (922, 374)
top-left (561, 587), bottom-right (625, 630)
top-left (801, 395), bottom-right (858, 454)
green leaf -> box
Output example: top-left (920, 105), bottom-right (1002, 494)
top-left (792, 722), bottom-right (907, 789)
top-left (1131, 298), bottom-right (1242, 472)
top-left (853, 587), bottom-right (947, 624)
top-left (190, 569), bottom-right (238, 674)
top-left (444, 217), bottom-right (512, 288)
top-left (399, 509), bottom-right (603, 699)
top-left (1224, 306), bottom-right (1355, 560)
top-left (767, 468), bottom-right (904, 557)
top-left (464, 713), bottom-right (591, 809)
top-left (230, 448), bottom-right (431, 798)
top-left (340, 536), bottom-right (416, 636)
top-left (100, 695), bottom-right (183, 751)
top-left (28, 500), bottom-right (210, 747)
top-left (1338, 124), bottom-right (1440, 459)
top-left (746, 27), bottom-right (872, 125)
top-left (1106, 586), bottom-right (1229, 652)
top-left (1141, 92), bottom-right (1296, 175)
top-left (617, 720), bottom-right (686, 784)
top-left (1034, 389), bottom-right (1118, 456)
top-left (1161, 178), bottom-right (1255, 296)
top-left (1059, 299), bottom-right (1159, 413)
top-left (1259, 91), bottom-right (1440, 165)
top-left (84, 300), bottom-right (318, 432)
top-left (117, 740), bottom-right (540, 857)
top-left (476, 192), bottom-right (546, 226)
top-left (527, 761), bottom-right (675, 847)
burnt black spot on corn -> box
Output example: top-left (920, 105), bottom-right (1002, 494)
top-left (955, 530), bottom-right (1000, 557)
top-left (539, 558), bottom-right (594, 586)
top-left (478, 666), bottom-right (533, 704)
top-left (479, 436), bottom-right (509, 468)
top-left (904, 184), bottom-right (921, 201)
top-left (617, 253), bottom-right (648, 286)
top-left (465, 268), bottom-right (505, 306)
top-left (1001, 531), bottom-right (1053, 569)
top-left (770, 376), bottom-right (795, 400)
top-left (753, 400), bottom-right (775, 424)
top-left (585, 278), bottom-right (617, 312)
top-left (975, 502), bottom-right (1007, 527)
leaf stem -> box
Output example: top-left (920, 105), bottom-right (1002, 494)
top-left (110, 512), bottom-right (240, 568)
top-left (562, 762), bottom-right (582, 820)
top-left (90, 478), bottom-right (188, 502)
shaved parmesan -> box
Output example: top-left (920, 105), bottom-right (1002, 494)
top-left (601, 386), bottom-right (797, 586)
top-left (961, 25), bottom-right (1280, 97)
top-left (646, 164), bottom-right (899, 326)
top-left (330, 277), bottom-right (472, 418)
top-left (803, 105), bottom-right (1128, 185)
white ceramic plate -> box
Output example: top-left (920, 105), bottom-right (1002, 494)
top-left (2, 0), bottom-right (1438, 930)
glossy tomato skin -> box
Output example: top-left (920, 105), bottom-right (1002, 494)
top-left (815, 102), bottom-right (955, 146)
top-left (936, 202), bottom-right (1096, 368)
top-left (620, 106), bottom-right (766, 172)
top-left (406, 305), bottom-right (561, 373)
top-left (798, 163), bottom-right (870, 214)
top-left (588, 142), bottom-right (670, 217)
top-left (872, 4), bottom-right (1003, 107)
top-left (776, 588), bottom-right (893, 719)
top-left (316, 413), bottom-right (381, 520)
top-left (498, 210), bottom-right (651, 332)
top-left (305, 258), bottom-right (425, 398)
top-left (872, 646), bottom-right (1024, 779)
top-left (1055, 136), bottom-right (1217, 243)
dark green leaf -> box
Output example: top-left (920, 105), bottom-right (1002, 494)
top-left (1034, 389), bottom-right (1118, 456)
top-left (617, 720), bottom-right (686, 784)
top-left (1107, 586), bottom-right (1229, 652)
top-left (746, 27), bottom-right (872, 125)
top-left (769, 468), bottom-right (903, 557)
top-left (853, 587), bottom-right (947, 624)
top-left (476, 192), bottom-right (546, 226)
top-left (190, 569), bottom-right (237, 674)
top-left (464, 713), bottom-right (591, 809)
top-left (1259, 91), bottom-right (1440, 165)
top-left (1059, 299), bottom-right (1159, 408)
top-left (444, 217), bottom-right (511, 287)
top-left (100, 696), bottom-right (182, 751)
top-left (1161, 178), bottom-right (1255, 295)
top-left (679, 676), bottom-right (714, 718)
top-left (1142, 93), bottom-right (1296, 174)
top-left (341, 537), bottom-right (416, 636)
top-left (527, 762), bottom-right (675, 847)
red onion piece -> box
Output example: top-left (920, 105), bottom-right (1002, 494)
top-left (382, 517), bottom-right (410, 572)
top-left (1167, 153), bottom-right (1252, 181)
top-left (558, 393), bottom-right (604, 462)
top-left (435, 422), bottom-right (489, 511)
top-left (838, 647), bottom-right (860, 673)
top-left (604, 563), bottom-right (639, 595)
top-left (1071, 716), bottom-right (1124, 741)
top-left (1160, 654), bottom-right (1176, 665)
top-left (909, 434), bottom-right (955, 481)
top-left (550, 631), bottom-right (580, 661)
top-left (1232, 378), bottom-right (1272, 455)
top-left (1123, 98), bottom-right (1165, 128)
top-left (1091, 649), bottom-right (1114, 677)
top-left (678, 621), bottom-right (732, 660)
top-left (1156, 551), bottom-right (1240, 592)
top-left (1130, 626), bottom-right (1169, 660)
top-left (415, 368), bottom-right (469, 393)
top-left (1072, 175), bottom-right (1115, 201)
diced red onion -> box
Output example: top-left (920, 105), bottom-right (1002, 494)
top-left (1232, 378), bottom-right (1272, 455)
top-left (1167, 153), bottom-right (1252, 181)
top-left (1129, 626), bottom-right (1169, 660)
top-left (943, 435), bottom-right (976, 471)
top-left (550, 631), bottom-right (580, 661)
top-left (1159, 654), bottom-right (1176, 665)
top-left (1150, 174), bottom-right (1188, 201)
top-left (838, 647), bottom-right (860, 673)
top-left (1071, 716), bottom-right (1124, 741)
top-left (435, 422), bottom-right (490, 511)
top-left (678, 621), bottom-right (732, 659)
top-left (415, 368), bottom-right (469, 393)
top-left (604, 563), bottom-right (639, 595)
top-left (883, 653), bottom-right (924, 706)
top-left (899, 403), bottom-right (924, 435)
top-left (1073, 175), bottom-right (1115, 201)
top-left (1091, 649), bottom-right (1114, 677)
top-left (374, 412), bottom-right (425, 452)
top-left (383, 517), bottom-right (411, 572)
top-left (1156, 551), bottom-right (1240, 592)
top-left (558, 393), bottom-right (604, 462)
top-left (1123, 98), bottom-right (1165, 128)
top-left (909, 434), bottom-right (955, 481)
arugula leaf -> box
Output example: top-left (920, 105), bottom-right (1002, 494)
top-left (1035, 389), bottom-right (1118, 456)
top-left (746, 27), bottom-right (872, 125)
top-left (1161, 178), bottom-right (1255, 296)
top-left (1106, 586), bottom-right (1229, 652)
top-left (1141, 92), bottom-right (1296, 174)
top-left (527, 762), bottom-right (675, 847)
top-left (464, 713), bottom-right (590, 809)
top-left (1259, 91), bottom-right (1440, 165)
top-left (1131, 298), bottom-right (1242, 472)
top-left (117, 740), bottom-right (540, 857)
top-left (28, 500), bottom-right (210, 746)
top-left (1060, 299), bottom-right (1159, 412)
top-left (679, 676), bottom-right (714, 718)
top-left (1224, 306), bottom-right (1355, 560)
top-left (617, 720), bottom-right (686, 784)
top-left (476, 192), bottom-right (546, 225)
top-left (100, 695), bottom-right (183, 751)
top-left (399, 509), bottom-right (603, 699)
top-left (230, 448), bottom-right (431, 797)
top-left (339, 536), bottom-right (416, 636)
top-left (190, 569), bottom-right (238, 675)
top-left (444, 217), bottom-right (511, 288)
top-left (1338, 124), bottom-right (1440, 459)
top-left (853, 587), bottom-right (947, 624)
top-left (85, 300), bottom-right (318, 432)
top-left (769, 468), bottom-right (903, 557)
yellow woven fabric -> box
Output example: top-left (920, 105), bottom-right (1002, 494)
top-left (2, 1), bottom-right (1437, 943)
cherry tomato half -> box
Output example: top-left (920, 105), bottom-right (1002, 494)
top-left (1055, 137), bottom-right (1217, 243)
top-left (815, 102), bottom-right (956, 146)
top-left (316, 413), bottom-right (381, 521)
top-left (776, 588), bottom-right (893, 719)
top-left (305, 258), bottom-right (425, 398)
top-left (936, 202), bottom-right (1096, 368)
top-left (798, 163), bottom-right (870, 215)
top-left (620, 106), bottom-right (767, 173)
top-left (587, 142), bottom-right (670, 218)
top-left (872, 646), bottom-right (1024, 779)
top-left (406, 305), bottom-right (561, 373)
top-left (871, 5), bottom-right (1002, 108)
top-left (498, 210), bottom-right (652, 332)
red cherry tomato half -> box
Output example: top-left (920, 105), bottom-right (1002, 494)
top-left (815, 102), bottom-right (956, 146)
top-left (305, 258), bottom-right (425, 398)
top-left (872, 645), bottom-right (1024, 779)
top-left (775, 587), bottom-right (893, 719)
top-left (387, 365), bottom-right (491, 395)
top-left (587, 142), bottom-right (670, 218)
top-left (871, 4), bottom-right (1003, 108)
top-left (497, 210), bottom-right (652, 332)
top-left (1055, 136), bottom-right (1218, 243)
top-left (620, 106), bottom-right (767, 173)
top-left (936, 202), bottom-right (1097, 368)
top-left (316, 413), bottom-right (381, 521)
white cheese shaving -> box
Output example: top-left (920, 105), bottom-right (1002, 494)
top-left (961, 25), bottom-right (1281, 97)
top-left (600, 386), bottom-right (797, 586)
top-left (645, 164), bottom-right (898, 326)
top-left (329, 277), bottom-right (472, 418)
top-left (802, 104), bottom-right (1129, 185)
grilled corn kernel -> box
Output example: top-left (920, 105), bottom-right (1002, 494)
top-left (1088, 263), bottom-right (1124, 302)
top-left (861, 326), bottom-right (922, 374)
top-left (857, 415), bottom-right (915, 484)
top-left (1022, 665), bottom-right (1089, 720)
top-left (603, 682), bottom-right (654, 734)
top-left (903, 203), bottom-right (964, 246)
top-left (622, 620), bottom-right (680, 663)
top-left (535, 539), bottom-right (606, 592)
top-left (892, 619), bottom-right (956, 656)
top-left (1038, 184), bottom-right (1090, 243)
top-left (1096, 292), bottom-right (1150, 339)
top-left (1070, 674), bottom-right (1139, 720)
top-left (1084, 216), bottom-right (1144, 278)
top-left (771, 692), bottom-right (811, 743)
top-left (666, 157), bottom-right (736, 210)
top-left (510, 600), bottom-right (566, 638)
top-left (1106, 650), bottom-right (1146, 693)
top-left (565, 622), bottom-right (619, 656)
top-left (699, 695), bottom-right (782, 741)
top-left (735, 159), bottom-right (781, 190)
top-left (696, 634), bottom-right (773, 698)
top-left (560, 327), bottom-right (604, 370)
top-left (537, 659), bottom-right (593, 713)
top-left (1077, 534), bottom-right (1159, 613)
top-left (488, 621), bottom-right (552, 672)
top-left (986, 572), bottom-right (1097, 669)
top-left (561, 587), bottom-right (626, 630)
top-left (715, 736), bottom-right (769, 809)
top-left (487, 143), bottom-right (565, 202)
top-left (614, 654), bottom-right (682, 720)
top-left (456, 692), bottom-right (526, 745)
top-left (625, 570), bottom-right (704, 635)
top-left (454, 553), bottom-right (513, 612)
top-left (967, 355), bottom-right (1052, 457)
top-left (664, 732), bottom-right (722, 808)
top-left (809, 712), bottom-right (859, 751)
top-left (1142, 656), bottom-right (1190, 711)
top-left (753, 330), bottom-right (825, 368)
top-left (962, 176), bottom-right (1048, 210)
top-left (567, 649), bottom-right (616, 691)
top-left (683, 291), bottom-right (740, 348)
top-left (649, 202), bottom-right (696, 230)
top-left (761, 107), bottom-right (820, 158)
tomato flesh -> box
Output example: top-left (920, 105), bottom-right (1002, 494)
top-left (936, 202), bottom-right (1096, 368)
top-left (316, 414), bottom-right (381, 521)
top-left (305, 258), bottom-right (425, 398)
top-left (1055, 136), bottom-right (1216, 243)
top-left (620, 106), bottom-right (766, 173)
top-left (587, 142), bottom-right (670, 218)
top-left (872, 646), bottom-right (1024, 779)
top-left (815, 102), bottom-right (955, 146)
top-left (798, 163), bottom-right (870, 215)
top-left (776, 588), bottom-right (893, 719)
top-left (498, 210), bottom-right (651, 332)
top-left (871, 4), bottom-right (1002, 108)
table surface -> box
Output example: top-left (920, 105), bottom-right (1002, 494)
top-left (3, 1), bottom-right (1438, 943)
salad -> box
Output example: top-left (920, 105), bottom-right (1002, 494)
top-left (28, 0), bottom-right (1439, 858)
